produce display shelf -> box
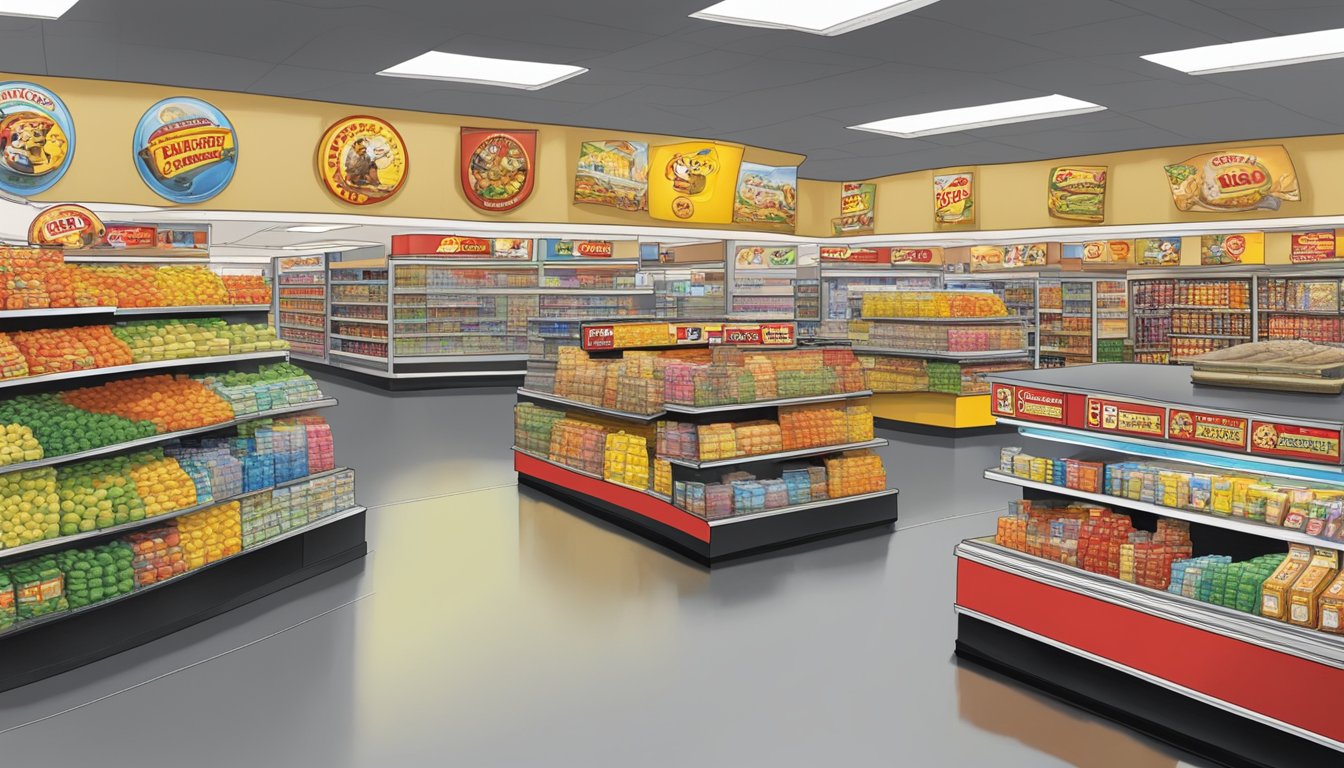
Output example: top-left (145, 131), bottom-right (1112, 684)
top-left (328, 333), bottom-right (388, 343)
top-left (1038, 348), bottom-right (1092, 356)
top-left (116, 305), bottom-right (270, 316)
top-left (0, 350), bottom-right (288, 391)
top-left (663, 390), bottom-right (873, 414)
top-left (0, 398), bottom-right (337, 477)
top-left (0, 467), bottom-right (350, 565)
top-left (850, 347), bottom-right (1029, 361)
top-left (516, 387), bottom-right (665, 421)
top-left (665, 438), bottom-right (890, 469)
top-left (394, 288), bottom-right (538, 295)
top-left (330, 317), bottom-right (388, 324)
top-left (1167, 333), bottom-right (1251, 340)
top-left (328, 350), bottom-right (388, 363)
top-left (0, 505), bottom-right (366, 642)
top-left (515, 448), bottom-right (898, 563)
top-left (956, 538), bottom-right (1344, 763)
top-left (0, 307), bottom-right (113, 320)
top-left (861, 315), bottom-right (1025, 324)
top-left (983, 469), bottom-right (1335, 550)
top-left (713, 489), bottom-right (899, 527)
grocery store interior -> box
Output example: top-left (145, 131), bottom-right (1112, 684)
top-left (8, 1), bottom-right (1344, 766)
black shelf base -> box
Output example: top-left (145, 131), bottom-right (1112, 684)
top-left (955, 613), bottom-right (1341, 768)
top-left (0, 511), bottom-right (367, 693)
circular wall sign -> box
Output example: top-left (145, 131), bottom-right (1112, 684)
top-left (133, 97), bottom-right (238, 203)
top-left (0, 81), bottom-right (75, 197)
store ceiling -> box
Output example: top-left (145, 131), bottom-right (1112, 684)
top-left (2, 0), bottom-right (1343, 181)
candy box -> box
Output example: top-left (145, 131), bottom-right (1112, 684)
top-left (1290, 547), bottom-right (1339, 628)
top-left (1318, 570), bottom-right (1344, 633)
top-left (1262, 544), bottom-right (1313, 622)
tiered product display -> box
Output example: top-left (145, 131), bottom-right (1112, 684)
top-left (821, 267), bottom-right (942, 338)
top-left (275, 255), bottom-right (327, 361)
top-left (0, 248), bottom-right (363, 693)
top-left (958, 363), bottom-right (1344, 765)
top-left (1129, 270), bottom-right (1255, 364)
top-left (944, 273), bottom-right (1039, 366)
top-left (1258, 272), bottom-right (1344, 344)
top-left (514, 319), bottom-right (897, 562)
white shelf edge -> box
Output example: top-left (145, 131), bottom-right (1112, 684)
top-left (517, 388), bottom-right (665, 421)
top-left (116, 305), bottom-right (270, 316)
top-left (665, 438), bottom-right (889, 469)
top-left (0, 350), bottom-right (288, 390)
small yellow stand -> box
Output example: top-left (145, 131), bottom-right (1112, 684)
top-left (869, 393), bottom-right (996, 430)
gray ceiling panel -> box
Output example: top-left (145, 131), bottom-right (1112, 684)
top-left (2, 0), bottom-right (1343, 179)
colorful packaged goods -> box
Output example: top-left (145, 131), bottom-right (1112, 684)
top-left (128, 452), bottom-right (198, 518)
top-left (1262, 545), bottom-right (1312, 622)
top-left (126, 523), bottom-right (187, 587)
top-left (0, 468), bottom-right (59, 548)
top-left (514, 403), bottom-right (567, 456)
top-left (843, 404), bottom-right (874, 443)
top-left (9, 555), bottom-right (67, 620)
top-left (221, 274), bottom-right (272, 305)
top-left (1289, 547), bottom-right (1339, 629)
top-left (177, 501), bottom-right (243, 570)
top-left (603, 431), bottom-right (650, 490)
top-left (655, 421), bottom-right (698, 461)
top-left (705, 483), bottom-right (732, 520)
top-left (0, 571), bottom-right (13, 631)
top-left (1317, 569), bottom-right (1344, 633)
top-left (62, 374), bottom-right (235, 432)
top-left (57, 456), bottom-right (147, 533)
top-left (653, 459), bottom-right (672, 498)
top-left (859, 355), bottom-right (928, 393)
top-left (781, 468), bottom-right (812, 505)
top-left (56, 541), bottom-right (135, 609)
top-left (778, 404), bottom-right (847, 451)
top-left (824, 451), bottom-right (886, 497)
top-left (733, 421), bottom-right (784, 457)
top-left (732, 480), bottom-right (766, 515)
top-left (548, 418), bottom-right (608, 476)
top-left (860, 290), bottom-right (1008, 319)
top-left (674, 480), bottom-right (706, 517)
top-left (696, 423), bottom-right (738, 461)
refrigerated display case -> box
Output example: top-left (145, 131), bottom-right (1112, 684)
top-left (1128, 269), bottom-right (1257, 365)
top-left (961, 364), bottom-right (1344, 768)
top-left (649, 266), bottom-right (726, 319)
top-left (328, 259), bottom-right (389, 371)
top-left (1038, 276), bottom-right (1129, 367)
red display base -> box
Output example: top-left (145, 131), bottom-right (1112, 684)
top-left (955, 545), bottom-right (1344, 766)
top-left (515, 450), bottom-right (897, 564)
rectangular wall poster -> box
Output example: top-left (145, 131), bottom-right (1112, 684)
top-left (891, 248), bottom-right (942, 265)
top-left (542, 239), bottom-right (615, 260)
top-left (1136, 237), bottom-right (1181, 266)
top-left (971, 243), bottom-right (1047, 272)
top-left (573, 140), bottom-right (649, 212)
top-left (1080, 240), bottom-right (1132, 264)
top-left (1290, 231), bottom-right (1339, 263)
top-left (832, 182), bottom-right (876, 236)
top-left (648, 141), bottom-right (744, 224)
top-left (1164, 145), bottom-right (1299, 213)
top-left (733, 162), bottom-right (798, 230)
top-left (820, 246), bottom-right (884, 263)
top-left (734, 245), bottom-right (797, 269)
top-left (934, 172), bottom-right (974, 225)
top-left (1048, 166), bottom-right (1107, 222)
top-left (1200, 232), bottom-right (1265, 266)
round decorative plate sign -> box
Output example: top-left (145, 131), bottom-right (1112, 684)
top-left (460, 127), bottom-right (536, 212)
top-left (0, 81), bottom-right (75, 197)
top-left (28, 203), bottom-right (105, 248)
top-left (317, 115), bottom-right (409, 205)
top-left (133, 97), bottom-right (238, 203)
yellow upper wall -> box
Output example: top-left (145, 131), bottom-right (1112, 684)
top-left (11, 72), bottom-right (804, 231)
top-left (14, 72), bottom-right (1344, 242)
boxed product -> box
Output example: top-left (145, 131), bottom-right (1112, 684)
top-left (697, 423), bottom-right (738, 461)
top-left (1262, 544), bottom-right (1313, 621)
top-left (653, 459), bottom-right (672, 498)
top-left (1289, 547), bottom-right (1339, 628)
top-left (1317, 570), bottom-right (1344, 633)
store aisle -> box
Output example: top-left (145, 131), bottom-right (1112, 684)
top-left (0, 382), bottom-right (1211, 767)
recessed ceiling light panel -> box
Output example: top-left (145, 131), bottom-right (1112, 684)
top-left (0, 0), bottom-right (79, 19)
top-left (1143, 28), bottom-right (1344, 75)
top-left (848, 95), bottom-right (1106, 138)
top-left (377, 51), bottom-right (586, 90)
top-left (691, 0), bottom-right (942, 36)
top-left (280, 240), bottom-right (376, 251)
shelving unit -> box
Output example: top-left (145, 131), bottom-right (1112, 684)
top-left (821, 266), bottom-right (943, 339)
top-left (960, 364), bottom-right (1344, 765)
top-left (1037, 276), bottom-right (1129, 368)
top-left (514, 318), bottom-right (898, 563)
top-left (1257, 269), bottom-right (1344, 344)
top-left (0, 247), bottom-right (364, 693)
top-left (647, 265), bottom-right (727, 319)
top-left (944, 271), bottom-right (1039, 367)
top-left (274, 255), bottom-right (327, 362)
top-left (1129, 268), bottom-right (1258, 365)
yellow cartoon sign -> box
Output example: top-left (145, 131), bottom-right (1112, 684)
top-left (648, 141), bottom-right (744, 224)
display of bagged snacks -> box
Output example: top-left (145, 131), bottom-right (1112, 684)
top-left (240, 491), bottom-right (279, 548)
top-left (297, 416), bottom-right (335, 473)
top-left (178, 502), bottom-right (243, 570)
top-left (745, 357), bottom-right (778, 399)
top-left (674, 481), bottom-right (707, 516)
top-left (779, 403), bottom-right (847, 450)
top-left (548, 419), bottom-right (608, 476)
top-left (761, 478), bottom-right (789, 509)
top-left (125, 523), bottom-right (186, 587)
top-left (705, 483), bottom-right (733, 520)
top-left (603, 431), bottom-right (650, 490)
top-left (56, 541), bottom-right (135, 610)
top-left (694, 366), bottom-right (739, 406)
top-left (732, 480), bottom-right (766, 515)
top-left (734, 421), bottom-right (783, 457)
top-left (696, 423), bottom-right (738, 460)
top-left (10, 556), bottom-right (67, 620)
top-left (824, 451), bottom-right (887, 498)
top-left (614, 373), bottom-right (662, 415)
top-left (335, 469), bottom-right (356, 511)
top-left (652, 459), bottom-right (672, 497)
top-left (808, 466), bottom-right (828, 500)
top-left (656, 421), bottom-right (698, 460)
top-left (844, 404), bottom-right (874, 443)
top-left (782, 469), bottom-right (811, 505)
top-left (662, 363), bottom-right (699, 405)
top-left (0, 571), bottom-right (14, 630)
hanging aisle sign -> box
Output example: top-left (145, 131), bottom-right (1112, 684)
top-left (27, 203), bottom-right (104, 248)
top-left (732, 162), bottom-right (798, 231)
top-left (832, 182), bottom-right (875, 236)
top-left (133, 97), bottom-right (238, 203)
top-left (1200, 232), bottom-right (1264, 266)
top-left (317, 116), bottom-right (409, 205)
top-left (461, 128), bottom-right (536, 212)
top-left (1164, 145), bottom-right (1299, 213)
top-left (648, 141), bottom-right (744, 224)
top-left (934, 172), bottom-right (975, 225)
top-left (0, 81), bottom-right (75, 197)
top-left (1136, 237), bottom-right (1181, 266)
top-left (1290, 231), bottom-right (1339, 263)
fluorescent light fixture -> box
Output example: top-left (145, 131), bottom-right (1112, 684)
top-left (377, 51), bottom-right (586, 90)
top-left (281, 224), bottom-right (356, 233)
top-left (691, 0), bottom-right (941, 36)
top-left (1142, 28), bottom-right (1344, 75)
top-left (280, 240), bottom-right (376, 251)
top-left (0, 0), bottom-right (79, 19)
top-left (848, 94), bottom-right (1106, 138)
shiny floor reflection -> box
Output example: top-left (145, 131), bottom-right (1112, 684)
top-left (0, 383), bottom-right (1216, 767)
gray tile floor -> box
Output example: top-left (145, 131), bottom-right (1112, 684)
top-left (0, 374), bottom-right (1215, 767)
